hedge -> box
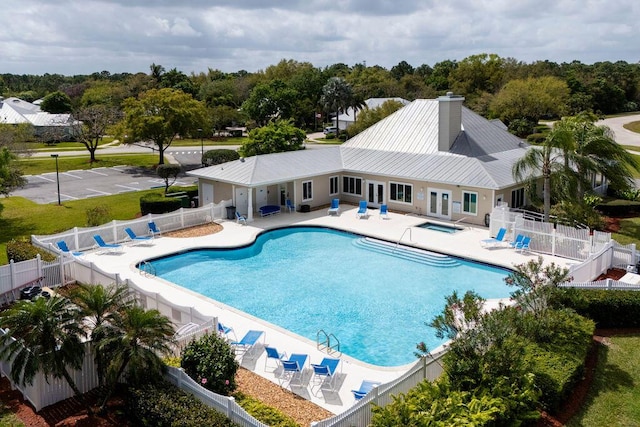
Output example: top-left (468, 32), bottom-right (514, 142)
top-left (127, 381), bottom-right (238, 427)
top-left (596, 199), bottom-right (640, 215)
top-left (6, 239), bottom-right (57, 263)
top-left (561, 289), bottom-right (640, 328)
top-left (139, 193), bottom-right (183, 216)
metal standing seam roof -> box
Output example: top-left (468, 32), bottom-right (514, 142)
top-left (0, 97), bottom-right (72, 126)
top-left (188, 98), bottom-right (530, 190)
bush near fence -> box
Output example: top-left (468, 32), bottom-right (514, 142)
top-left (127, 380), bottom-right (239, 427)
top-left (559, 288), bottom-right (640, 328)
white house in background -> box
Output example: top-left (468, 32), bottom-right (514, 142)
top-left (0, 97), bottom-right (75, 141)
top-left (188, 93), bottom-right (533, 225)
top-left (332, 97), bottom-right (410, 130)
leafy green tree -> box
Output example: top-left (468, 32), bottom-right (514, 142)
top-left (450, 54), bottom-right (506, 101)
top-left (73, 104), bottom-right (122, 162)
top-left (490, 76), bottom-right (570, 124)
top-left (156, 164), bottom-right (182, 194)
top-left (210, 105), bottom-right (244, 135)
top-left (0, 147), bottom-right (26, 215)
top-left (241, 79), bottom-right (298, 126)
top-left (390, 60), bottom-right (415, 81)
top-left (347, 100), bottom-right (405, 137)
top-left (69, 283), bottom-right (133, 387)
top-left (40, 91), bottom-right (73, 113)
top-left (98, 305), bottom-right (174, 412)
top-left (0, 296), bottom-right (91, 413)
top-left (239, 119), bottom-right (305, 157)
top-left (122, 88), bottom-right (206, 164)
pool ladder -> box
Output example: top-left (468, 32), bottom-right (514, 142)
top-left (394, 227), bottom-right (413, 253)
top-left (317, 329), bottom-right (341, 357)
top-left (139, 261), bottom-right (156, 276)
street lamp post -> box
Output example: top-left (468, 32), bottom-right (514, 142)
top-left (50, 154), bottom-right (61, 205)
top-left (198, 128), bottom-right (203, 166)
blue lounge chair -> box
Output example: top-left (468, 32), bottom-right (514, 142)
top-left (235, 211), bottom-right (247, 225)
top-left (56, 241), bottom-right (83, 256)
top-left (327, 199), bottom-right (340, 216)
top-left (231, 330), bottom-right (264, 358)
top-left (480, 227), bottom-right (507, 247)
top-left (356, 200), bottom-right (368, 219)
top-left (514, 236), bottom-right (531, 253)
top-left (264, 346), bottom-right (287, 372)
top-left (279, 353), bottom-right (308, 387)
top-left (310, 357), bottom-right (341, 394)
top-left (148, 221), bottom-right (161, 237)
top-left (285, 199), bottom-right (295, 213)
top-left (508, 234), bottom-right (525, 248)
top-left (218, 322), bottom-right (236, 341)
top-left (124, 227), bottom-right (153, 245)
top-left (352, 380), bottom-right (381, 400)
top-left (379, 204), bottom-right (389, 220)
top-left (93, 234), bottom-right (123, 254)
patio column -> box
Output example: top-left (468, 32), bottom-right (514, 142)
top-left (247, 187), bottom-right (254, 222)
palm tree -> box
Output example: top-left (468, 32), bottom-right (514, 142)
top-left (69, 283), bottom-right (133, 387)
top-left (321, 77), bottom-right (353, 133)
top-left (0, 296), bottom-right (91, 413)
top-left (98, 305), bottom-right (174, 412)
top-left (513, 140), bottom-right (568, 222)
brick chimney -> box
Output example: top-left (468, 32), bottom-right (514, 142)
top-left (437, 92), bottom-right (464, 152)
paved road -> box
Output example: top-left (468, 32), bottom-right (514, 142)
top-left (598, 114), bottom-right (640, 147)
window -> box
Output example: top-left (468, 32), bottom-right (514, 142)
top-left (511, 188), bottom-right (525, 208)
top-left (390, 182), bottom-right (412, 203)
top-left (462, 191), bottom-right (478, 215)
top-left (329, 176), bottom-right (339, 195)
top-left (302, 181), bottom-right (313, 201)
top-left (343, 176), bottom-right (363, 196)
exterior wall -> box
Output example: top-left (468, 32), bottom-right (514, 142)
top-left (290, 173), bottom-right (336, 210)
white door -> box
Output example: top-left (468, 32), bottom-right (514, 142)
top-left (367, 181), bottom-right (385, 208)
top-left (255, 186), bottom-right (268, 209)
top-left (234, 187), bottom-right (248, 215)
top-left (201, 182), bottom-right (214, 206)
top-left (427, 188), bottom-right (452, 219)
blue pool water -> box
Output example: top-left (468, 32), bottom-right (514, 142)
top-left (148, 227), bottom-right (511, 366)
top-left (418, 222), bottom-right (462, 233)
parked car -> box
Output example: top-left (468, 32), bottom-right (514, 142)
top-left (323, 126), bottom-right (338, 135)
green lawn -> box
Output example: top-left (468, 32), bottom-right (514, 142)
top-left (566, 334), bottom-right (640, 426)
top-left (17, 154), bottom-right (160, 175)
top-left (0, 190), bottom-right (162, 265)
top-left (623, 121), bottom-right (640, 134)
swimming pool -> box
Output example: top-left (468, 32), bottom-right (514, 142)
top-left (147, 227), bottom-right (511, 366)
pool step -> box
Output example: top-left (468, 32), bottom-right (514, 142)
top-left (353, 237), bottom-right (460, 268)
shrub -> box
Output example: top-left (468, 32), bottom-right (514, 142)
top-left (139, 192), bottom-right (182, 215)
top-left (181, 332), bottom-right (239, 395)
top-left (561, 289), bottom-right (640, 328)
top-left (6, 239), bottom-right (56, 262)
top-left (526, 133), bottom-right (547, 144)
top-left (202, 149), bottom-right (240, 166)
top-left (127, 381), bottom-right (236, 427)
top-left (167, 184), bottom-right (198, 200)
top-left (233, 392), bottom-right (298, 427)
top-left (596, 198), bottom-right (640, 216)
top-left (86, 204), bottom-right (111, 226)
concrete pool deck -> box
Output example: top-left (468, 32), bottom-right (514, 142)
top-left (80, 206), bottom-right (577, 415)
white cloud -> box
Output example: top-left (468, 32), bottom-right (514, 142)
top-left (0, 0), bottom-right (637, 75)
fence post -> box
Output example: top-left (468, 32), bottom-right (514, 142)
top-left (73, 227), bottom-right (79, 250)
top-left (36, 254), bottom-right (42, 279)
top-left (180, 208), bottom-right (185, 228)
top-left (112, 220), bottom-right (118, 243)
top-left (226, 396), bottom-right (235, 419)
top-left (632, 243), bottom-right (637, 268)
top-left (211, 202), bottom-right (216, 221)
top-left (9, 260), bottom-right (16, 291)
top-left (606, 278), bottom-right (612, 289)
top-left (58, 254), bottom-right (65, 286)
top-left (551, 228), bottom-right (556, 256)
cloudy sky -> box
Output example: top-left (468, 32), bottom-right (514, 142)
top-left (1, 0), bottom-right (638, 76)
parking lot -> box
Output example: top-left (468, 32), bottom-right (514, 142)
top-left (14, 165), bottom-right (197, 204)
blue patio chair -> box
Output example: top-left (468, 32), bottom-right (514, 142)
top-left (508, 234), bottom-right (525, 248)
top-left (230, 330), bottom-right (264, 358)
top-left (352, 380), bottom-right (381, 400)
top-left (124, 227), bottom-right (153, 245)
top-left (279, 353), bottom-right (308, 387)
top-left (235, 211), bottom-right (247, 225)
top-left (356, 200), bottom-right (369, 219)
top-left (327, 199), bottom-right (340, 216)
top-left (379, 204), bottom-right (390, 220)
top-left (92, 234), bottom-right (123, 254)
top-left (264, 346), bottom-right (287, 372)
top-left (480, 227), bottom-right (507, 247)
top-left (56, 241), bottom-right (83, 256)
top-left (217, 322), bottom-right (236, 341)
top-left (310, 357), bottom-right (341, 394)
top-left (514, 235), bottom-right (531, 253)
top-left (148, 221), bottom-right (161, 237)
top-left (285, 199), bottom-right (296, 213)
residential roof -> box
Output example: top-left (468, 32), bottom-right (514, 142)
top-left (0, 97), bottom-right (72, 127)
top-left (336, 97), bottom-right (410, 123)
top-left (188, 98), bottom-right (529, 190)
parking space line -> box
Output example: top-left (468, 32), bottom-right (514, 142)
top-left (85, 169), bottom-right (109, 176)
top-left (59, 193), bottom-right (78, 200)
top-left (115, 184), bottom-right (141, 191)
top-left (34, 175), bottom-right (55, 182)
top-left (86, 188), bottom-right (112, 196)
top-left (61, 172), bottom-right (83, 179)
